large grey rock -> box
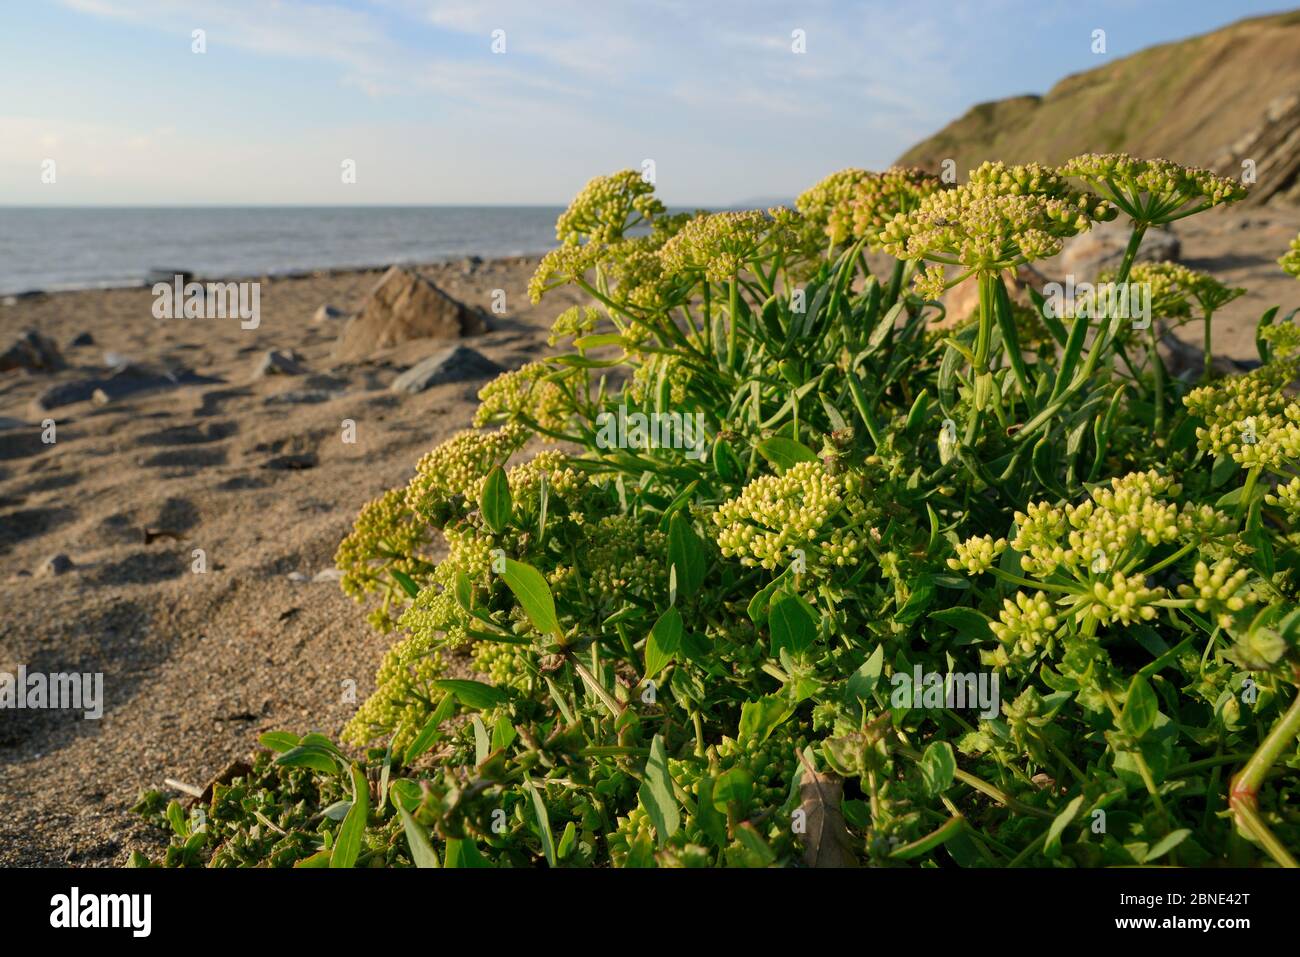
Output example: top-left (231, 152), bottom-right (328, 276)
top-left (389, 345), bottom-right (503, 394)
top-left (332, 266), bottom-right (486, 362)
top-left (0, 330), bottom-right (63, 373)
top-left (1058, 220), bottom-right (1180, 281)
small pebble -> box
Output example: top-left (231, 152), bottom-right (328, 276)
top-left (39, 553), bottom-right (74, 576)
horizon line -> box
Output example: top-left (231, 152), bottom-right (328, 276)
top-left (0, 201), bottom-right (775, 211)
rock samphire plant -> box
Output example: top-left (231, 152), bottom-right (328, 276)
top-left (138, 160), bottom-right (1300, 868)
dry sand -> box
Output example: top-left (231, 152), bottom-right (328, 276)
top-left (1, 206), bottom-right (1298, 867)
top-left (0, 256), bottom-right (582, 866)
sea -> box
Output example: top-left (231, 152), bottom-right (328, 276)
top-left (0, 206), bottom-right (566, 296)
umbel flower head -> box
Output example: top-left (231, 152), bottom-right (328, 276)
top-left (334, 486), bottom-right (430, 629)
top-left (548, 305), bottom-right (601, 346)
top-left (1060, 153), bottom-right (1248, 225)
top-left (473, 362), bottom-right (573, 434)
top-left (796, 166), bottom-right (944, 248)
top-left (658, 209), bottom-right (800, 283)
top-left (712, 459), bottom-right (868, 572)
top-left (1280, 233), bottom-right (1300, 278)
top-left (985, 590), bottom-right (1058, 671)
top-left (1000, 469), bottom-right (1230, 581)
top-left (528, 169), bottom-right (670, 303)
top-left (1079, 261), bottom-right (1244, 323)
top-left (879, 161), bottom-right (1114, 296)
top-left (403, 423), bottom-right (529, 519)
top-left (1177, 558), bottom-right (1254, 630)
top-left (1184, 359), bottom-right (1300, 467)
top-left (553, 169), bottom-right (665, 246)
top-left (947, 534), bottom-right (1007, 574)
top-left (529, 208), bottom-right (695, 306)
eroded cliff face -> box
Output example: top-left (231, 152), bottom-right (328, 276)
top-left (899, 11), bottom-right (1300, 206)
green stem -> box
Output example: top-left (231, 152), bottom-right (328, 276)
top-left (886, 258), bottom-right (906, 305)
top-left (727, 277), bottom-right (740, 372)
top-left (887, 815), bottom-right (966, 860)
top-left (988, 567), bottom-right (1077, 595)
top-left (1142, 539), bottom-right (1197, 576)
top-left (1229, 681), bottom-right (1300, 868)
top-left (1113, 223), bottom-right (1148, 286)
top-left (973, 271), bottom-right (995, 376)
top-left (1148, 320), bottom-right (1166, 436)
top-left (1238, 465), bottom-right (1262, 523)
top-left (1203, 308), bottom-right (1215, 381)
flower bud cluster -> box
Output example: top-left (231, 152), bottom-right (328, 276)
top-left (1060, 153), bottom-right (1248, 221)
top-left (1282, 233), bottom-right (1300, 278)
top-left (879, 162), bottom-right (1114, 283)
top-left (404, 424), bottom-right (529, 519)
top-left (1177, 558), bottom-right (1254, 629)
top-left (986, 590), bottom-right (1058, 669)
top-left (713, 459), bottom-right (866, 571)
top-left (796, 166), bottom-right (944, 247)
top-left (947, 534), bottom-right (1007, 574)
top-left (474, 363), bottom-right (573, 433)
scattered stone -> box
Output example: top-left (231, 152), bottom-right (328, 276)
top-left (146, 268), bottom-right (193, 286)
top-left (0, 330), bottom-right (64, 373)
top-left (31, 363), bottom-right (222, 412)
top-left (142, 528), bottom-right (183, 545)
top-left (311, 304), bottom-right (347, 324)
top-left (460, 255), bottom-right (484, 276)
top-left (389, 345), bottom-right (503, 394)
top-left (68, 332), bottom-right (95, 348)
top-left (250, 349), bottom-right (306, 379)
top-left (312, 568), bottom-right (344, 583)
top-left (332, 265), bottom-right (487, 362)
top-left (38, 553), bottom-right (74, 576)
top-left (91, 388), bottom-right (112, 406)
top-left (1058, 220), bottom-right (1180, 280)
top-left (302, 373), bottom-right (349, 391)
top-left (287, 571), bottom-right (310, 582)
top-left (2, 290), bottom-right (46, 306)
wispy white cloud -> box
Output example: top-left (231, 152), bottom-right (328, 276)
top-left (26, 0), bottom-right (1254, 205)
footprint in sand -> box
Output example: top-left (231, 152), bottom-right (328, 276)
top-left (0, 506), bottom-right (76, 556)
top-left (137, 421), bottom-right (238, 447)
top-left (139, 447), bottom-right (228, 470)
top-left (88, 549), bottom-right (187, 586)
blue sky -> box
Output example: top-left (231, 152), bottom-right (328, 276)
top-left (1, 0), bottom-right (1292, 206)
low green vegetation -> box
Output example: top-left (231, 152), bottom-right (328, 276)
top-left (137, 157), bottom-right (1300, 868)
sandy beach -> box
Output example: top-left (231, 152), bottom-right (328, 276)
top-left (2, 204), bottom-right (1298, 867)
top-left (0, 255), bottom-right (584, 866)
